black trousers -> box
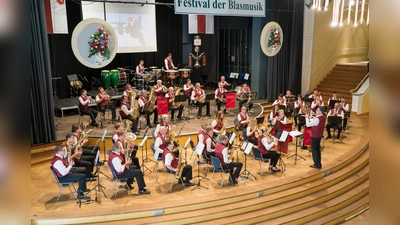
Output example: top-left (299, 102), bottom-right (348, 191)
top-left (117, 168), bottom-right (147, 190)
top-left (223, 162), bottom-right (243, 180)
top-left (262, 151), bottom-right (280, 167)
top-left (168, 105), bottom-right (183, 120)
top-left (239, 99), bottom-right (253, 110)
top-left (215, 99), bottom-right (226, 111)
top-left (75, 156), bottom-right (93, 178)
top-left (311, 137), bottom-right (322, 168)
top-left (80, 108), bottom-right (98, 124)
top-left (121, 115), bottom-right (139, 132)
top-left (58, 169), bottom-right (87, 192)
top-left (248, 138), bottom-right (258, 146)
top-left (326, 122), bottom-right (342, 138)
top-left (194, 101), bottom-right (210, 116)
top-left (98, 105), bottom-right (117, 120)
top-left (140, 108), bottom-right (158, 125)
top-left (181, 165), bottom-right (193, 181)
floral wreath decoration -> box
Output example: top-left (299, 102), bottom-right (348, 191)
top-left (267, 26), bottom-right (281, 49)
top-left (87, 27), bottom-right (111, 64)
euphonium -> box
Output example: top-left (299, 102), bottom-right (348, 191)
top-left (174, 148), bottom-right (185, 179)
top-left (129, 90), bottom-right (139, 117)
top-left (147, 86), bottom-right (156, 113)
top-left (175, 87), bottom-right (183, 95)
top-left (75, 122), bottom-right (89, 160)
top-left (124, 132), bottom-right (136, 168)
top-left (198, 94), bottom-right (206, 103)
top-left (65, 141), bottom-right (73, 163)
top-left (167, 125), bottom-right (176, 140)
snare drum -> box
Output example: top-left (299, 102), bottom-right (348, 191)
top-left (165, 70), bottom-right (179, 80)
top-left (178, 69), bottom-right (191, 78)
top-left (118, 71), bottom-right (127, 85)
top-left (110, 69), bottom-right (120, 87)
top-left (101, 70), bottom-right (111, 88)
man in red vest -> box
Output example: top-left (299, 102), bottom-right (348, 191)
top-left (325, 102), bottom-right (344, 139)
top-left (95, 87), bottom-right (117, 125)
top-left (215, 135), bottom-right (243, 185)
top-left (164, 53), bottom-right (177, 70)
top-left (305, 106), bottom-right (326, 169)
top-left (78, 89), bottom-right (99, 127)
top-left (51, 145), bottom-right (90, 200)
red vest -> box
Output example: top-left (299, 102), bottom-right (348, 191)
top-left (247, 128), bottom-right (256, 140)
top-left (239, 113), bottom-right (248, 127)
top-left (258, 136), bottom-right (270, 155)
top-left (159, 122), bottom-right (170, 133)
top-left (51, 156), bottom-right (71, 177)
top-left (156, 133), bottom-right (167, 151)
top-left (165, 57), bottom-right (173, 69)
top-left (184, 84), bottom-right (192, 95)
top-left (214, 121), bottom-right (223, 131)
top-left (112, 131), bottom-right (118, 143)
top-left (120, 102), bottom-right (130, 117)
top-left (97, 93), bottom-right (108, 106)
top-left (295, 100), bottom-right (303, 108)
top-left (154, 84), bottom-right (164, 97)
top-left (311, 115), bottom-right (326, 138)
top-left (312, 100), bottom-right (323, 111)
top-left (214, 143), bottom-right (227, 166)
top-left (203, 134), bottom-right (213, 155)
top-left (197, 130), bottom-right (205, 143)
top-left (194, 89), bottom-right (204, 99)
top-left (162, 149), bottom-right (178, 168)
top-left (165, 92), bottom-right (174, 106)
top-left (216, 88), bottom-right (225, 98)
top-left (329, 108), bottom-right (343, 115)
top-left (108, 152), bottom-right (127, 175)
top-left (79, 95), bottom-right (89, 109)
top-left (137, 65), bottom-right (144, 73)
top-left (138, 96), bottom-right (147, 110)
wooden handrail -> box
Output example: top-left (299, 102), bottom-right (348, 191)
top-left (350, 72), bottom-right (369, 94)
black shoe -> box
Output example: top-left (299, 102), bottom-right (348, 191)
top-left (123, 184), bottom-right (134, 190)
top-left (325, 136), bottom-right (332, 140)
top-left (86, 177), bottom-right (97, 182)
top-left (229, 178), bottom-right (238, 185)
top-left (147, 124), bottom-right (153, 128)
top-left (223, 109), bottom-right (227, 114)
top-left (81, 189), bottom-right (90, 192)
top-left (301, 146), bottom-right (307, 149)
top-left (134, 131), bottom-right (140, 135)
top-left (90, 173), bottom-right (97, 177)
top-left (183, 182), bottom-right (195, 187)
top-left (77, 192), bottom-right (91, 201)
top-left (178, 179), bottom-right (183, 184)
top-left (138, 189), bottom-right (151, 195)
top-left (310, 165), bottom-right (321, 169)
top-left (206, 114), bottom-right (211, 117)
top-left (271, 168), bottom-right (281, 172)
top-left (170, 118), bottom-right (175, 122)
top-left (197, 115), bottom-right (201, 119)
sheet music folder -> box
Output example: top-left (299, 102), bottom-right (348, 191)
top-left (274, 129), bottom-right (289, 142)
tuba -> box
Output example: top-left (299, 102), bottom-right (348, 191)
top-left (124, 132), bottom-right (137, 168)
top-left (175, 87), bottom-right (183, 95)
top-left (129, 90), bottom-right (139, 117)
top-left (146, 86), bottom-right (156, 113)
top-left (174, 148), bottom-right (185, 179)
top-left (75, 122), bottom-right (90, 160)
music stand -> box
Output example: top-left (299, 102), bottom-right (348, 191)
top-left (192, 142), bottom-right (209, 191)
top-left (239, 141), bottom-right (256, 182)
top-left (273, 129), bottom-right (287, 171)
top-left (287, 130), bottom-right (306, 165)
top-left (328, 100), bottom-right (340, 109)
top-left (256, 116), bottom-right (265, 128)
top-left (139, 135), bottom-right (152, 174)
top-left (174, 95), bottom-right (190, 122)
top-left (327, 116), bottom-right (343, 144)
top-left (88, 143), bottom-right (107, 203)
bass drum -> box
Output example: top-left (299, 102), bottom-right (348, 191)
top-left (110, 69), bottom-right (120, 87)
top-left (165, 70), bottom-right (179, 80)
top-left (178, 69), bottom-right (191, 78)
top-left (101, 70), bottom-right (111, 88)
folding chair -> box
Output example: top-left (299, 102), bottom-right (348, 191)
top-left (162, 161), bottom-right (185, 191)
top-left (250, 148), bottom-right (270, 175)
top-left (210, 156), bottom-right (233, 187)
top-left (107, 164), bottom-right (133, 197)
top-left (50, 166), bottom-right (76, 202)
top-left (76, 104), bottom-right (90, 124)
top-left (150, 142), bottom-right (163, 176)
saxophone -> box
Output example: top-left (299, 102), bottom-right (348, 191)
top-left (218, 119), bottom-right (227, 136)
top-left (167, 125), bottom-right (176, 140)
top-left (75, 122), bottom-right (90, 160)
top-left (147, 86), bottom-right (156, 113)
top-left (65, 141), bottom-right (73, 163)
top-left (124, 132), bottom-right (136, 168)
top-left (123, 120), bottom-right (132, 133)
top-left (129, 90), bottom-right (139, 117)
top-left (174, 148), bottom-right (185, 179)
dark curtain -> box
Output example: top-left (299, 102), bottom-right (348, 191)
top-left (31, 0), bottom-right (56, 144)
top-left (266, 0), bottom-right (304, 101)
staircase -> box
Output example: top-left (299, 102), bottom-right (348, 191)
top-left (317, 64), bottom-right (368, 105)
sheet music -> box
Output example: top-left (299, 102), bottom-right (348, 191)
top-left (195, 142), bottom-right (205, 156)
top-left (241, 141), bottom-right (248, 150)
top-left (230, 72), bottom-right (239, 79)
top-left (229, 133), bottom-right (236, 144)
top-left (279, 130), bottom-right (289, 142)
top-left (139, 135), bottom-right (148, 147)
top-left (289, 130), bottom-right (303, 137)
top-left (244, 142), bottom-right (254, 154)
top-left (244, 73), bottom-right (250, 80)
top-left (184, 137), bottom-right (191, 149)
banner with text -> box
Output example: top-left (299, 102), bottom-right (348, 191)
top-left (175, 0), bottom-right (265, 17)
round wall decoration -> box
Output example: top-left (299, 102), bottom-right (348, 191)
top-left (260, 21), bottom-right (283, 57)
top-left (71, 18), bottom-right (118, 69)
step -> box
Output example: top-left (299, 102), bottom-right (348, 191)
top-left (319, 79), bottom-right (360, 86)
top-left (334, 65), bottom-right (368, 71)
top-left (330, 68), bottom-right (367, 74)
top-left (317, 83), bottom-right (357, 90)
top-left (317, 87), bottom-right (354, 95)
top-left (323, 77), bottom-right (363, 82)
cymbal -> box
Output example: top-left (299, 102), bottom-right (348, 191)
top-left (149, 66), bottom-right (157, 69)
top-left (144, 68), bottom-right (148, 70)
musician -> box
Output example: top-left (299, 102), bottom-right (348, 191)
top-left (95, 87), bottom-right (117, 124)
top-left (215, 135), bottom-right (243, 185)
top-left (123, 84), bottom-right (135, 96)
top-left (215, 82), bottom-right (227, 113)
top-left (271, 109), bottom-right (287, 134)
top-left (311, 95), bottom-right (324, 113)
top-left (163, 139), bottom-right (194, 186)
top-left (71, 123), bottom-right (99, 159)
top-left (340, 97), bottom-right (350, 130)
top-left (308, 89), bottom-right (323, 101)
top-left (191, 82), bottom-right (211, 119)
top-left (109, 143), bottom-right (150, 194)
top-left (136, 60), bottom-right (145, 74)
top-left (283, 90), bottom-right (294, 117)
top-left (236, 83), bottom-right (253, 112)
top-left (294, 94), bottom-right (305, 126)
top-left (183, 79), bottom-right (194, 105)
top-left (246, 120), bottom-right (259, 146)
top-left (138, 90), bottom-right (158, 127)
top-left (166, 87), bottom-right (183, 121)
top-left (219, 76), bottom-right (229, 87)
top-left (325, 102), bottom-right (344, 139)
top-left (268, 105), bottom-right (280, 126)
top-left (257, 127), bottom-right (281, 172)
top-left (305, 106), bottom-right (326, 169)
top-left (297, 102), bottom-right (312, 132)
top-left (154, 80), bottom-right (166, 98)
top-left (164, 53), bottom-right (177, 70)
top-left (154, 126), bottom-right (168, 158)
top-left (238, 107), bottom-right (250, 130)
top-left (211, 111), bottom-right (225, 136)
top-left (120, 95), bottom-right (139, 135)
top-left (115, 131), bottom-right (140, 169)
top-left (203, 125), bottom-right (216, 157)
top-left (197, 123), bottom-right (208, 146)
top-left (51, 145), bottom-right (91, 200)
top-left (78, 89), bottom-right (99, 127)
top-left (155, 114), bottom-right (171, 135)
top-left (272, 94), bottom-right (286, 106)
top-left (327, 91), bottom-right (339, 108)
top-left (112, 122), bottom-right (123, 143)
top-left (66, 133), bottom-right (95, 180)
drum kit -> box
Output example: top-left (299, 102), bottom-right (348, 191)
top-left (160, 68), bottom-right (191, 85)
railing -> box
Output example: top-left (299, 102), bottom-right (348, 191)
top-left (350, 73), bottom-right (369, 94)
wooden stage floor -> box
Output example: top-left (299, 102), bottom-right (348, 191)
top-left (31, 104), bottom-right (368, 223)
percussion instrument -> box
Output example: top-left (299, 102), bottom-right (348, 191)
top-left (70, 80), bottom-right (83, 89)
top-left (118, 71), bottom-right (127, 86)
top-left (142, 71), bottom-right (154, 83)
top-left (165, 70), bottom-right (179, 80)
top-left (110, 69), bottom-right (120, 87)
top-left (133, 78), bottom-right (144, 90)
top-left (178, 69), bottom-right (191, 78)
top-left (149, 66), bottom-right (157, 69)
top-left (101, 70), bottom-right (111, 88)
